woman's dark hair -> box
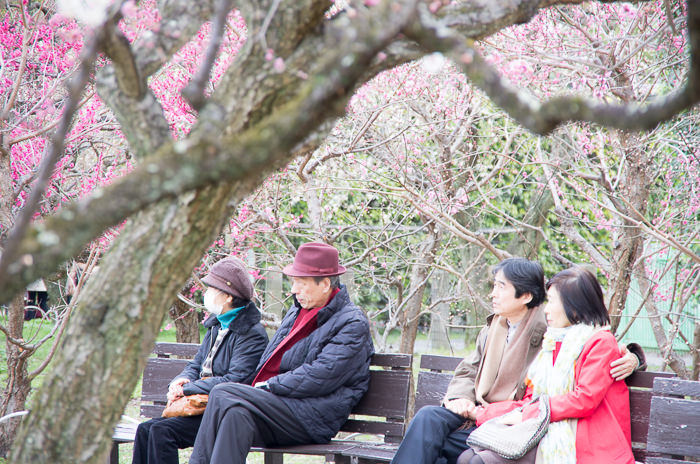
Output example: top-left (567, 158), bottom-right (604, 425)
top-left (546, 267), bottom-right (610, 326)
top-left (492, 258), bottom-right (546, 308)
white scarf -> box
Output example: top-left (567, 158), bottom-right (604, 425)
top-left (527, 324), bottom-right (609, 464)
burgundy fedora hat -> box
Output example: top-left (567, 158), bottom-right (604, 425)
top-left (282, 242), bottom-right (346, 277)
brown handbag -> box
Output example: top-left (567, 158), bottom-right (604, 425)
top-left (161, 394), bottom-right (209, 418)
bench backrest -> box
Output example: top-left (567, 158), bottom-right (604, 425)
top-left (415, 354), bottom-right (461, 413)
top-left (140, 343), bottom-right (412, 444)
top-left (625, 370), bottom-right (676, 463)
top-left (140, 342), bottom-right (199, 418)
top-left (414, 354), bottom-right (676, 463)
top-left (646, 377), bottom-right (700, 463)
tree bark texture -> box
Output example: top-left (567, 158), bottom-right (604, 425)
top-left (169, 295), bottom-right (200, 344)
top-left (636, 262), bottom-right (691, 379)
top-left (399, 224), bottom-right (441, 354)
top-left (11, 0), bottom-right (419, 462)
top-left (5, 0), bottom-right (700, 462)
top-left (5, 0), bottom-right (700, 305)
top-left (0, 295), bottom-right (31, 458)
top-left (606, 132), bottom-right (648, 333)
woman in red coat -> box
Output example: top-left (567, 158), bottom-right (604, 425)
top-left (458, 267), bottom-right (635, 464)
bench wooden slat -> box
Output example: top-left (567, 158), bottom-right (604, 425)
top-left (629, 389), bottom-right (652, 444)
top-left (113, 422), bottom-right (139, 443)
top-left (340, 443), bottom-right (399, 461)
top-left (415, 371), bottom-right (452, 412)
top-left (340, 420), bottom-right (404, 440)
top-left (253, 442), bottom-right (357, 464)
top-left (647, 458), bottom-right (700, 464)
top-left (140, 358), bottom-right (189, 403)
top-left (352, 369), bottom-right (412, 418)
top-left (370, 353), bottom-right (413, 368)
top-left (153, 342), bottom-right (199, 358)
top-left (254, 442), bottom-right (358, 455)
top-left (653, 377), bottom-right (700, 397)
top-left (647, 377), bottom-right (700, 460)
top-left (140, 404), bottom-right (167, 418)
top-left (419, 354), bottom-right (462, 371)
top-left (626, 370), bottom-right (676, 389)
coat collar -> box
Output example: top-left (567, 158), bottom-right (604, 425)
top-left (203, 300), bottom-right (261, 334)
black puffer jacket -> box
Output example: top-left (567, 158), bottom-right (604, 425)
top-left (257, 285), bottom-right (374, 443)
top-left (177, 301), bottom-right (269, 395)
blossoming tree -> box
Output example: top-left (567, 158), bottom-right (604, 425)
top-left (0, 0), bottom-right (698, 463)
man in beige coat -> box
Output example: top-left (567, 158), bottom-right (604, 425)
top-left (391, 258), bottom-right (643, 464)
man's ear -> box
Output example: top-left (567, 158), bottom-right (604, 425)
top-left (522, 292), bottom-right (533, 305)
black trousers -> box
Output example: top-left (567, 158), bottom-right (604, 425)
top-left (132, 415), bottom-right (203, 464)
top-left (391, 405), bottom-right (476, 464)
top-left (189, 383), bottom-right (312, 464)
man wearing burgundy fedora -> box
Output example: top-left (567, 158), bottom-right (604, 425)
top-left (190, 242), bottom-right (374, 464)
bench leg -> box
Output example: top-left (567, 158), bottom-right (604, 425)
top-left (108, 442), bottom-right (119, 464)
top-left (264, 451), bottom-right (283, 464)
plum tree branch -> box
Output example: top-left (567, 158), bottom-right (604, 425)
top-left (0, 34), bottom-right (99, 290)
top-left (0, 0), bottom-right (420, 304)
top-left (182, 0), bottom-right (234, 110)
top-left (100, 14), bottom-right (144, 98)
top-left (409, 1), bottom-right (700, 134)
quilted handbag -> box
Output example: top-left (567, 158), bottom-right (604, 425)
top-left (466, 395), bottom-right (550, 459)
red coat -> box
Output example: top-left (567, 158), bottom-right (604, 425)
top-left (475, 330), bottom-right (634, 464)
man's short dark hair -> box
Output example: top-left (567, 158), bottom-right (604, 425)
top-left (312, 275), bottom-right (341, 290)
top-left (492, 258), bottom-right (545, 308)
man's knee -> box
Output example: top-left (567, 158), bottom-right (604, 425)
top-left (413, 405), bottom-right (448, 424)
top-left (208, 382), bottom-right (239, 405)
top-left (209, 382), bottom-right (229, 397)
top-left (149, 420), bottom-right (175, 439)
top-left (409, 405), bottom-right (464, 434)
top-left (135, 419), bottom-right (152, 440)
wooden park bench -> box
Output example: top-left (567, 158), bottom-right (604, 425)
top-left (646, 377), bottom-right (700, 464)
top-left (111, 346), bottom-right (697, 464)
top-left (413, 354), bottom-right (679, 464)
top-left (111, 342), bottom-right (413, 464)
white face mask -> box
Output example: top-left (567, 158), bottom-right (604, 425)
top-left (204, 288), bottom-right (224, 316)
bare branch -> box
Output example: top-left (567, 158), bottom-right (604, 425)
top-left (182, 0), bottom-right (234, 110)
top-left (0, 0), bottom-right (421, 305)
top-left (0, 34), bottom-right (99, 287)
top-left (408, 2), bottom-right (700, 134)
top-left (99, 15), bottom-right (144, 98)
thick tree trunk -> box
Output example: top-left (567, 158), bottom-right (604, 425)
top-left (607, 132), bottom-right (648, 333)
top-left (10, 187), bottom-right (236, 463)
top-left (0, 294), bottom-right (31, 458)
top-left (427, 270), bottom-right (451, 352)
top-left (11, 0), bottom-right (400, 460)
top-left (169, 295), bottom-right (200, 344)
top-left (399, 225), bottom-right (441, 354)
top-left (636, 262), bottom-right (691, 378)
top-left (507, 189), bottom-right (553, 259)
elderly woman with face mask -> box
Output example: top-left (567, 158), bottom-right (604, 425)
top-left (132, 256), bottom-right (269, 464)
